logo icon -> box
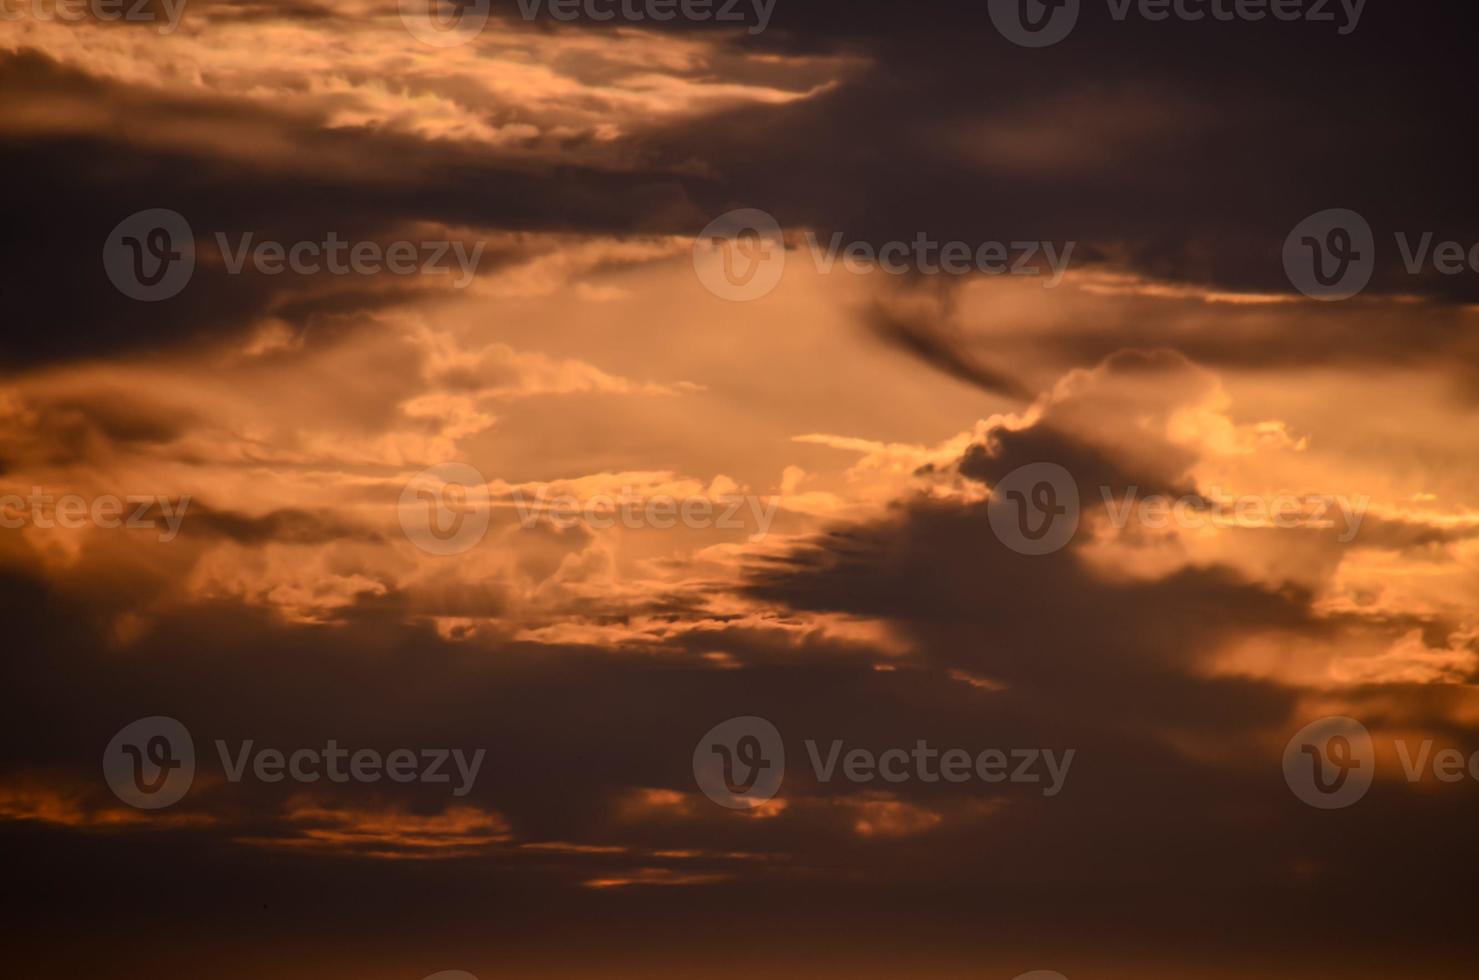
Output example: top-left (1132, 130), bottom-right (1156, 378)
top-left (988, 0), bottom-right (1080, 47)
top-left (693, 716), bottom-right (784, 809)
top-left (1283, 208), bottom-right (1375, 301)
top-left (1283, 716), bottom-right (1374, 809)
top-left (103, 209), bottom-right (196, 301)
top-left (398, 0), bottom-right (491, 47)
top-left (103, 716), bottom-right (196, 810)
top-left (398, 462), bottom-right (492, 556)
top-left (693, 208), bottom-right (786, 301)
top-left (987, 462), bottom-right (1080, 555)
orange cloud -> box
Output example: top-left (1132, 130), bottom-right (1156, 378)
top-left (236, 798), bottom-right (512, 859)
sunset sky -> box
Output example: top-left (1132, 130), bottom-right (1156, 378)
top-left (3, 1), bottom-right (1479, 977)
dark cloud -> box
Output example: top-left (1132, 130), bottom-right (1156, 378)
top-left (643, 0), bottom-right (1479, 299)
top-left (179, 504), bottom-right (387, 545)
top-left (4, 454), bottom-right (1478, 977)
top-left (863, 289), bottom-right (1034, 400)
top-left (7, 0), bottom-right (1479, 376)
top-left (4, 4), bottom-right (1479, 976)
top-left (0, 51), bottom-right (697, 369)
